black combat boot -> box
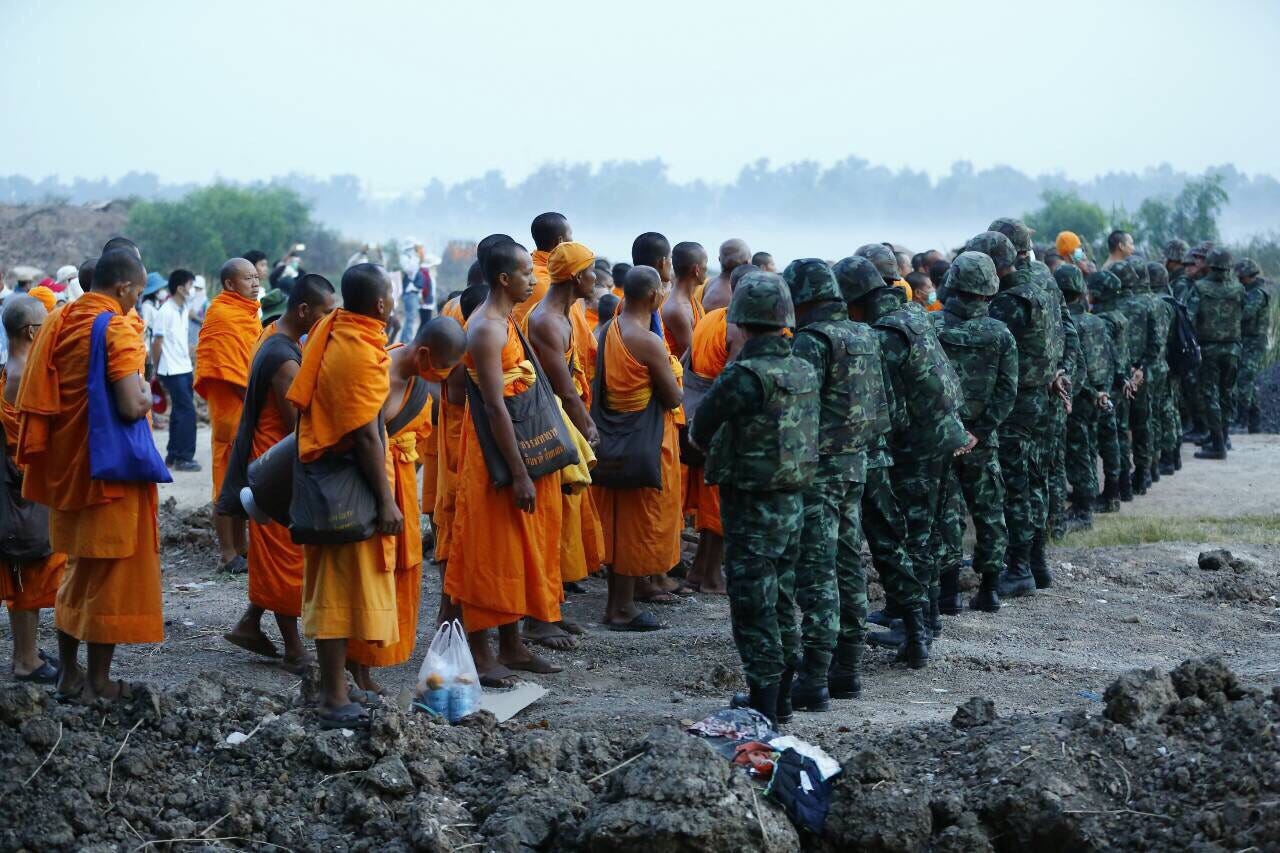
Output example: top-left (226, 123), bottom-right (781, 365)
top-left (731, 683), bottom-right (781, 727)
top-left (1065, 497), bottom-right (1093, 532)
top-left (997, 546), bottom-right (1037, 597)
top-left (1172, 444), bottom-right (1183, 470)
top-left (866, 602), bottom-right (903, 628)
top-left (1195, 430), bottom-right (1227, 460)
top-left (1149, 459), bottom-right (1160, 484)
top-left (792, 653), bottom-right (831, 712)
top-left (928, 590), bottom-right (943, 637)
top-left (1158, 450), bottom-right (1176, 476)
top-left (776, 660), bottom-right (796, 724)
top-left (826, 641), bottom-right (862, 700)
top-left (1029, 531), bottom-right (1053, 589)
top-left (1119, 472), bottom-right (1134, 502)
top-left (895, 607), bottom-right (930, 669)
top-left (938, 569), bottom-right (963, 615)
top-left (1182, 428), bottom-right (1208, 445)
top-left (1094, 478), bottom-right (1120, 513)
top-left (1135, 468), bottom-right (1151, 495)
top-left (968, 573), bottom-right (1001, 612)
top-left (1248, 405), bottom-right (1262, 434)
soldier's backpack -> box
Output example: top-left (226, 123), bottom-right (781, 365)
top-left (1166, 298), bottom-right (1201, 378)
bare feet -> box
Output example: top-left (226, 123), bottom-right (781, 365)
top-left (558, 618), bottom-right (586, 636)
top-left (478, 664), bottom-right (520, 689)
top-left (345, 662), bottom-right (385, 695)
top-left (224, 625), bottom-right (280, 659)
top-left (502, 645), bottom-right (563, 674)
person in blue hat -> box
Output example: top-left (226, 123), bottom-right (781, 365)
top-left (140, 271), bottom-right (168, 372)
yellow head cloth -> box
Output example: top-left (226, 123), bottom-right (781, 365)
top-left (547, 242), bottom-right (595, 283)
top-left (27, 286), bottom-right (57, 312)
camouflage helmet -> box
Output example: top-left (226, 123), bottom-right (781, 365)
top-left (1087, 269), bottom-right (1122, 300)
top-left (853, 243), bottom-right (901, 281)
top-left (1206, 247), bottom-right (1233, 271)
top-left (832, 255), bottom-right (886, 303)
top-left (1111, 259), bottom-right (1138, 290)
top-left (1052, 262), bottom-right (1086, 295)
top-left (963, 231), bottom-right (1017, 272)
top-left (944, 251), bottom-right (999, 296)
top-left (1186, 241), bottom-right (1214, 263)
top-left (727, 270), bottom-right (795, 329)
top-left (1131, 257), bottom-right (1150, 287)
top-left (782, 258), bottom-right (841, 305)
top-left (1147, 262), bottom-right (1169, 290)
top-left (988, 217), bottom-right (1033, 253)
top-left (1235, 258), bottom-right (1261, 279)
top-left (1164, 238), bottom-right (1189, 263)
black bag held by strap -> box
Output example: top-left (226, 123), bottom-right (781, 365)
top-left (1167, 299), bottom-right (1202, 378)
top-left (677, 349), bottom-right (712, 467)
top-left (0, 455), bottom-right (51, 563)
top-left (464, 323), bottom-right (579, 488)
top-left (588, 319), bottom-right (667, 490)
top-left (288, 414), bottom-right (386, 546)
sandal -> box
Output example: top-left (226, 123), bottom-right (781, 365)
top-left (348, 688), bottom-right (384, 709)
top-left (606, 612), bottom-right (664, 632)
top-left (223, 630), bottom-right (281, 659)
top-left (479, 666), bottom-right (521, 689)
top-left (634, 591), bottom-right (680, 605)
top-left (319, 702), bottom-right (370, 730)
top-left (14, 661), bottom-right (59, 684)
top-left (219, 555), bottom-right (248, 575)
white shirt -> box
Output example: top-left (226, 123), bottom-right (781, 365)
top-left (153, 298), bottom-right (193, 376)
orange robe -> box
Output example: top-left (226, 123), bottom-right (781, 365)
top-left (194, 291), bottom-right (260, 500)
top-left (0, 371), bottom-right (66, 611)
top-left (596, 319), bottom-right (683, 576)
top-left (445, 318), bottom-right (564, 631)
top-left (662, 289), bottom-right (705, 358)
top-left (513, 250), bottom-right (553, 326)
top-left (16, 294), bottom-right (161, 643)
top-left (246, 382), bottom-right (304, 618)
top-left (286, 309), bottom-right (397, 645)
top-left (348, 370), bottom-right (431, 666)
top-left (685, 308), bottom-right (730, 536)
top-left (431, 297), bottom-right (465, 563)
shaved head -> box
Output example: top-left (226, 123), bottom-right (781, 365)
top-left (459, 285), bottom-right (489, 320)
top-left (287, 273), bottom-right (336, 311)
top-left (219, 257), bottom-right (254, 287)
top-left (623, 265), bottom-right (663, 302)
top-left (78, 257), bottom-right (97, 290)
top-left (477, 233), bottom-right (515, 268)
top-left (719, 239), bottom-right (752, 270)
top-left (341, 263), bottom-right (392, 317)
top-left (530, 212), bottom-right (571, 252)
top-left (416, 315), bottom-right (466, 364)
top-left (631, 232), bottom-right (671, 269)
top-left (466, 260), bottom-right (484, 288)
top-left (672, 241), bottom-right (707, 278)
top-left (102, 235), bottom-right (141, 259)
top-left (2, 294), bottom-right (48, 338)
top-left (93, 248), bottom-right (146, 293)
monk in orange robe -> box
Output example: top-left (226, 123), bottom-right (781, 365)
top-left (701, 238), bottom-right (752, 312)
top-left (346, 317), bottom-right (464, 693)
top-left (220, 275), bottom-right (337, 672)
top-left (1, 296), bottom-right (66, 683)
top-left (195, 258), bottom-right (262, 572)
top-left (683, 306), bottom-right (745, 595)
top-left (524, 240), bottom-right (605, 650)
top-left (285, 264), bottom-right (403, 728)
top-left (661, 241), bottom-right (708, 360)
top-left (18, 249), bottom-right (160, 702)
top-left (515, 212), bottom-right (572, 325)
top-left (445, 240), bottom-right (565, 685)
top-left (596, 266), bottom-right (684, 630)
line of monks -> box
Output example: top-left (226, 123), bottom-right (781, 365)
top-left (2, 217), bottom-right (774, 728)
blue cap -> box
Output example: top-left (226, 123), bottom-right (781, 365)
top-left (143, 271), bottom-right (167, 297)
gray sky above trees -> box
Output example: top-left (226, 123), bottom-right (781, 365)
top-left (3, 0), bottom-right (1277, 193)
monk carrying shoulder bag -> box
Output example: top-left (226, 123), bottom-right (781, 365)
top-left (288, 414), bottom-right (386, 546)
top-left (0, 454), bottom-right (51, 563)
top-left (87, 312), bottom-right (173, 484)
top-left (589, 319), bottom-right (666, 490)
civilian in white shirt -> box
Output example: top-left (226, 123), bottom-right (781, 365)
top-left (151, 269), bottom-right (201, 472)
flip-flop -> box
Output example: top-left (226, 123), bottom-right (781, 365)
top-left (14, 661), bottom-right (59, 684)
top-left (223, 631), bottom-right (281, 659)
top-left (479, 666), bottom-right (521, 689)
top-left (563, 581), bottom-right (588, 594)
top-left (219, 555), bottom-right (248, 575)
top-left (670, 583), bottom-right (698, 598)
top-left (634, 591), bottom-right (680, 605)
top-left (348, 688), bottom-right (384, 709)
top-left (38, 649), bottom-right (61, 669)
top-left (607, 612), bottom-right (664, 632)
top-left (281, 654), bottom-right (315, 675)
top-left (506, 655), bottom-right (563, 675)
top-left (53, 682), bottom-right (86, 704)
top-left (526, 632), bottom-right (578, 652)
top-left (319, 703), bottom-right (370, 730)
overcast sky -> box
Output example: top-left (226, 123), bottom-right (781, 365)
top-left (4, 0), bottom-right (1278, 194)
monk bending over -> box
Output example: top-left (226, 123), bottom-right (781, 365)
top-left (197, 258), bottom-right (262, 573)
top-left (444, 241), bottom-right (565, 686)
top-left (220, 275), bottom-right (337, 672)
top-left (346, 316), bottom-right (464, 694)
top-left (1, 296), bottom-right (67, 683)
top-left (286, 264), bottom-right (403, 729)
top-left (19, 248), bottom-right (161, 702)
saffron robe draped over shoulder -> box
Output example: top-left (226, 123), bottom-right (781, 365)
top-left (195, 290), bottom-right (261, 499)
top-left (684, 308), bottom-right (729, 536)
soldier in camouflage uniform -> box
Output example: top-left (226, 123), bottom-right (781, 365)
top-left (838, 248), bottom-right (965, 667)
top-left (690, 271), bottom-right (820, 725)
top-left (1088, 269), bottom-right (1134, 512)
top-left (1057, 264), bottom-right (1115, 529)
top-left (1145, 262), bottom-right (1177, 482)
top-left (1233, 259), bottom-right (1270, 433)
top-left (1187, 248), bottom-right (1245, 459)
top-left (783, 258), bottom-right (891, 707)
top-left (1163, 240), bottom-right (1193, 464)
top-left (1179, 242), bottom-right (1213, 443)
top-left (1113, 259), bottom-right (1159, 497)
top-left (930, 252), bottom-right (1018, 614)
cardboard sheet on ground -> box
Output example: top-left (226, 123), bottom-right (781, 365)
top-left (478, 681), bottom-right (548, 722)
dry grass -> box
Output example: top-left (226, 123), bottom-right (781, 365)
top-left (1060, 513), bottom-right (1280, 548)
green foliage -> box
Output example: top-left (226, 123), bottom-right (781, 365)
top-left (128, 185), bottom-right (312, 275)
top-left (1024, 190), bottom-right (1108, 247)
top-left (1132, 175), bottom-right (1230, 251)
top-left (1061, 513), bottom-right (1280, 547)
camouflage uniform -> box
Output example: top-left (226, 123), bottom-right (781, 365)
top-left (692, 272), bottom-right (819, 706)
top-left (1144, 262), bottom-right (1177, 478)
top-left (1233, 260), bottom-right (1270, 433)
top-left (1113, 260), bottom-right (1160, 496)
top-left (784, 259), bottom-right (891, 700)
top-left (1177, 242), bottom-right (1214, 438)
top-left (1186, 250), bottom-right (1245, 458)
top-left (930, 252), bottom-right (1018, 612)
top-left (1088, 270), bottom-right (1132, 509)
top-left (1060, 265), bottom-right (1114, 519)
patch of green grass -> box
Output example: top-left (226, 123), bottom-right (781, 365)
top-left (1060, 514), bottom-right (1280, 548)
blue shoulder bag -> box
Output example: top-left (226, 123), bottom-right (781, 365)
top-left (87, 312), bottom-right (173, 483)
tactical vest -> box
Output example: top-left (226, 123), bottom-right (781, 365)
top-left (706, 351), bottom-right (819, 491)
top-left (1149, 297), bottom-right (1174, 363)
top-left (874, 308), bottom-right (965, 432)
top-left (1242, 286), bottom-right (1270, 338)
top-left (995, 281), bottom-right (1054, 387)
top-left (1118, 294), bottom-right (1151, 368)
top-left (936, 314), bottom-right (1008, 422)
top-left (1194, 278), bottom-right (1245, 343)
top-left (799, 319), bottom-right (891, 456)
top-left (1030, 264), bottom-right (1066, 367)
top-left (1095, 308), bottom-right (1130, 376)
top-left (1075, 312), bottom-right (1114, 390)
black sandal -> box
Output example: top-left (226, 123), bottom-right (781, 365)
top-left (319, 703), bottom-right (370, 730)
top-left (607, 612), bottom-right (664, 632)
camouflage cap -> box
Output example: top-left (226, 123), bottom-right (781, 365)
top-left (1132, 258), bottom-right (1150, 287)
top-left (1052, 262), bottom-right (1086, 295)
top-left (1146, 262), bottom-right (1169, 289)
top-left (963, 231), bottom-right (1018, 272)
top-left (727, 270), bottom-right (795, 329)
top-left (1205, 247), bottom-right (1233, 270)
top-left (853, 243), bottom-right (901, 281)
top-left (944, 251), bottom-right (999, 296)
top-left (1164, 239), bottom-right (1189, 262)
top-left (1186, 241), bottom-right (1214, 263)
top-left (1234, 258), bottom-right (1261, 279)
top-left (1087, 269), bottom-right (1123, 300)
top-left (782, 258), bottom-right (841, 305)
top-left (988, 217), bottom-right (1034, 253)
top-left (1111, 259), bottom-right (1138, 290)
top-left (832, 255), bottom-right (886, 303)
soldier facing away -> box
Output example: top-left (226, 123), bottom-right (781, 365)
top-left (1187, 248), bottom-right (1246, 460)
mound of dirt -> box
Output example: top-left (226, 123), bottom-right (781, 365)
top-left (0, 201), bottom-right (131, 274)
top-left (0, 658), bottom-right (1275, 852)
top-left (159, 496), bottom-right (217, 551)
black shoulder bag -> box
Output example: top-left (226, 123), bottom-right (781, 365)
top-left (0, 455), bottom-right (51, 563)
top-left (588, 319), bottom-right (667, 490)
top-left (288, 413), bottom-right (386, 546)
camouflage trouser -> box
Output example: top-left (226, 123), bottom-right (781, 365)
top-left (1065, 391), bottom-right (1099, 501)
top-left (862, 464), bottom-right (927, 609)
top-left (1163, 377), bottom-right (1183, 453)
top-left (1046, 398), bottom-right (1069, 534)
top-left (721, 486), bottom-right (804, 689)
top-left (1198, 343), bottom-right (1240, 437)
top-left (1097, 382), bottom-right (1126, 485)
top-left (1130, 378), bottom-right (1153, 480)
top-left (888, 452), bottom-right (949, 596)
top-left (1181, 371), bottom-right (1203, 433)
top-left (1234, 337), bottom-right (1266, 423)
top-left (931, 443), bottom-right (1007, 578)
top-left (999, 386), bottom-right (1050, 562)
top-left (1146, 366), bottom-right (1169, 463)
top-left (793, 482), bottom-right (852, 675)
